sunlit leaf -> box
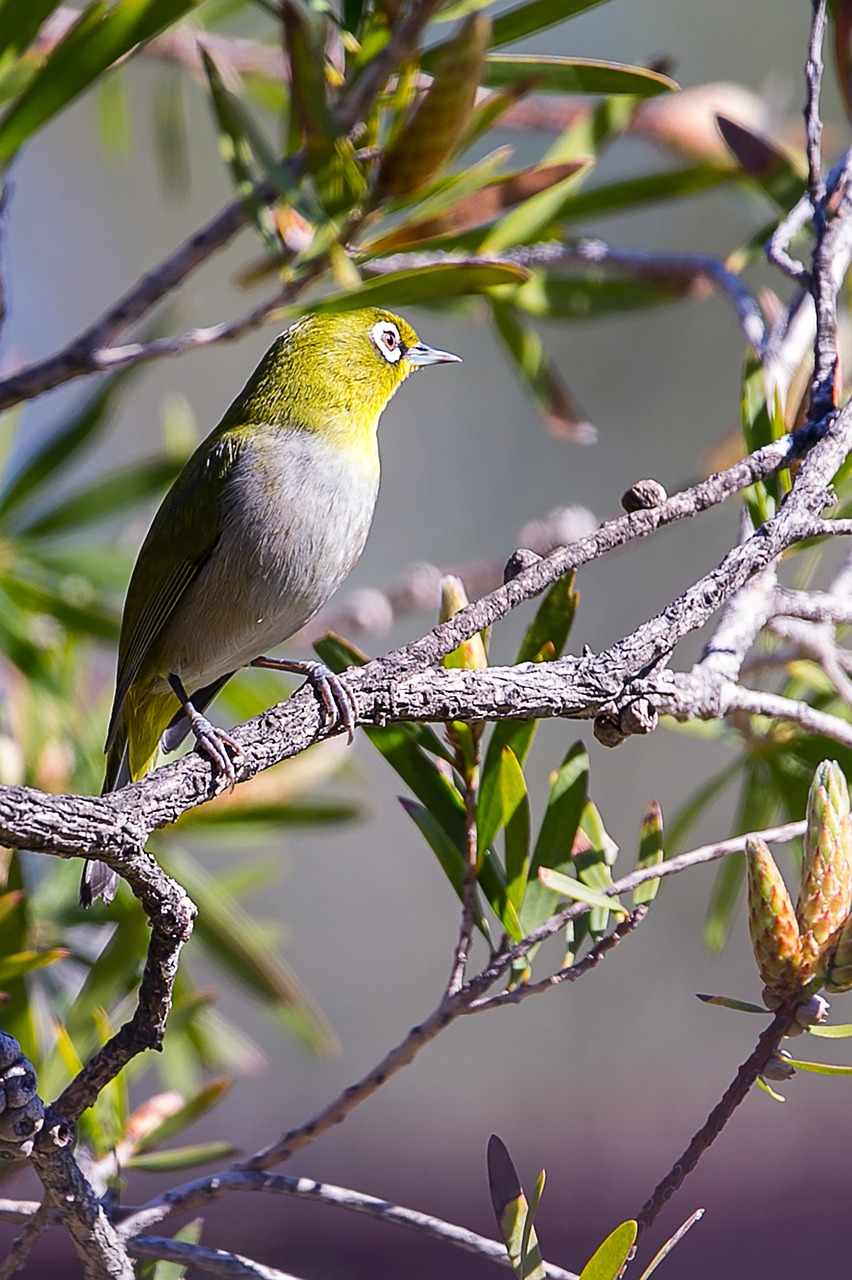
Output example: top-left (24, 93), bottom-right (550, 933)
top-left (487, 1134), bottom-right (547, 1280)
top-left (538, 867), bottom-right (626, 918)
top-left (633, 799), bottom-right (663, 906)
top-left (126, 1140), bottom-right (235, 1172)
top-left (310, 261), bottom-right (529, 313)
top-left (579, 1221), bottom-right (637, 1280)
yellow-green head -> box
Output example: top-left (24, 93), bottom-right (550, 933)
top-left (221, 307), bottom-right (461, 448)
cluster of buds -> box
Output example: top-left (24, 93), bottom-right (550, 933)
top-left (0, 1031), bottom-right (43, 1159)
top-left (747, 760), bottom-right (852, 1003)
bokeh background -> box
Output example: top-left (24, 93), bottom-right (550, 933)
top-left (2, 1), bottom-right (850, 1275)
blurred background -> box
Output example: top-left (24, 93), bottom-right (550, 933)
top-left (2, 1), bottom-right (850, 1276)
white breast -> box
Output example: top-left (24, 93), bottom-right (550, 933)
top-left (161, 429), bottom-right (380, 691)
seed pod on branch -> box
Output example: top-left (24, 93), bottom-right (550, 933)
top-left (797, 760), bottom-right (852, 979)
top-left (746, 837), bottom-right (804, 1000)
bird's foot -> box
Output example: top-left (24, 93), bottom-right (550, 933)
top-left (251, 656), bottom-right (358, 742)
top-left (188, 711), bottom-right (244, 789)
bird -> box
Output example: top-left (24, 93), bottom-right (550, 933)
top-left (81, 307), bottom-right (461, 906)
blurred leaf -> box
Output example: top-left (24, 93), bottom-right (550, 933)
top-left (706, 763), bottom-right (779, 952)
top-left (366, 161), bottom-right (586, 253)
top-left (579, 1221), bottom-right (637, 1280)
top-left (312, 261), bottom-right (529, 312)
top-left (481, 56), bottom-right (678, 97)
top-left (282, 0), bottom-right (335, 164)
top-left (808, 1023), bottom-right (852, 1038)
top-left (0, 0), bottom-right (63, 60)
top-left (145, 1218), bottom-right (203, 1280)
top-left (1, 560), bottom-right (118, 640)
top-left (164, 847), bottom-right (337, 1055)
top-left (716, 115), bottom-right (805, 210)
top-left (0, 372), bottom-right (130, 519)
top-left (134, 1077), bottom-right (232, 1153)
top-left (490, 0), bottom-right (607, 49)
top-left (833, 0), bottom-right (852, 117)
top-left (154, 67), bottom-right (190, 197)
top-left (512, 275), bottom-right (685, 319)
top-left (491, 298), bottom-right (592, 438)
top-left (487, 1134), bottom-right (547, 1280)
top-left (633, 799), bottom-right (663, 906)
top-left (0, 0), bottom-right (201, 167)
top-left (15, 458), bottom-right (182, 537)
top-left (551, 165), bottom-right (730, 224)
top-left (0, 947), bottom-right (67, 982)
top-left (96, 66), bottom-right (131, 158)
top-left (127, 1140), bottom-right (235, 1172)
top-left (379, 15), bottom-right (490, 197)
top-left (201, 50), bottom-right (282, 260)
top-left (665, 755), bottom-right (743, 852)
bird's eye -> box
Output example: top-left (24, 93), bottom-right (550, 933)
top-left (371, 321), bottom-right (403, 364)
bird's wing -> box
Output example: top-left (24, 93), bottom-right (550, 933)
top-left (105, 432), bottom-right (242, 753)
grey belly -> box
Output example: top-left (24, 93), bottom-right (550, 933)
top-left (156, 436), bottom-right (379, 691)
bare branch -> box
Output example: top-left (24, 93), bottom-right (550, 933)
top-left (128, 1236), bottom-right (302, 1280)
top-left (118, 1172), bottom-right (579, 1279)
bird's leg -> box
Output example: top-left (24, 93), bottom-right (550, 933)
top-left (250, 656), bottom-right (358, 743)
top-left (167, 673), bottom-right (244, 788)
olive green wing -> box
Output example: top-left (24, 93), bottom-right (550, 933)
top-left (105, 431), bottom-right (242, 752)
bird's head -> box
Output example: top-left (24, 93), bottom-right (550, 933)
top-left (225, 308), bottom-right (461, 445)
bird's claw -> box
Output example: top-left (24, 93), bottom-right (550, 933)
top-left (300, 660), bottom-right (358, 743)
top-left (189, 712), bottom-right (244, 790)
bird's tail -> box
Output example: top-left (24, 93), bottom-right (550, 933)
top-left (80, 686), bottom-right (175, 907)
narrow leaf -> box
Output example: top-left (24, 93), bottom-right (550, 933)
top-left (487, 1135), bottom-right (547, 1280)
top-left (481, 56), bottom-right (678, 97)
top-left (579, 1221), bottom-right (637, 1280)
top-left (538, 867), bottom-right (626, 917)
top-left (310, 261), bottom-right (529, 312)
top-left (633, 799), bottom-right (663, 906)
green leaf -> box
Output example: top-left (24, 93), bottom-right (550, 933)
top-left (490, 0), bottom-right (607, 49)
top-left (808, 1023), bottom-right (852, 1038)
top-left (0, 947), bottom-right (68, 982)
top-left (550, 165), bottom-right (730, 224)
top-left (126, 1140), bottom-right (235, 1172)
top-left (310, 261), bottom-right (529, 312)
top-left (511, 275), bottom-right (685, 319)
top-left (0, 0), bottom-right (63, 59)
top-left (538, 867), bottom-right (626, 918)
top-left (481, 56), bottom-right (678, 97)
top-left (490, 298), bottom-right (591, 437)
top-left (520, 743), bottom-right (589, 932)
top-left (741, 350), bottom-right (787, 524)
top-left (0, 372), bottom-right (130, 518)
top-left (133, 1077), bottom-right (232, 1153)
top-left (477, 745), bottom-right (527, 858)
top-left (0, 0), bottom-right (201, 166)
top-left (487, 1134), bottom-right (547, 1280)
top-left (146, 1218), bottom-right (203, 1280)
top-left (201, 49), bottom-right (283, 262)
top-left (784, 1058), bottom-right (852, 1075)
top-left (633, 799), bottom-right (663, 906)
top-left (580, 1221), bottom-right (638, 1280)
top-left (756, 1076), bottom-right (786, 1103)
top-left (696, 993), bottom-right (767, 1014)
top-left (15, 458), bottom-right (182, 537)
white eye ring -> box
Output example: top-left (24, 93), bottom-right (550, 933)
top-left (371, 321), bottom-right (403, 364)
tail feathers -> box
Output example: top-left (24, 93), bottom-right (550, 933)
top-left (81, 687), bottom-right (174, 907)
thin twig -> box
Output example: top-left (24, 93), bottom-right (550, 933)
top-left (0, 1199), bottom-right (51, 1280)
top-left (634, 1000), bottom-right (800, 1236)
top-left (117, 1171), bottom-right (578, 1279)
top-left (128, 1236), bottom-right (302, 1280)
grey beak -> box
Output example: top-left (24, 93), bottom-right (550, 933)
top-left (405, 342), bottom-right (462, 367)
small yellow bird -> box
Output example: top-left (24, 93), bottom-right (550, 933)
top-left (82, 308), bottom-right (460, 905)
